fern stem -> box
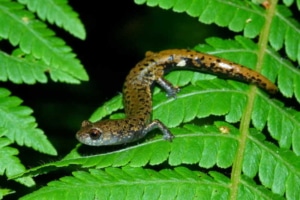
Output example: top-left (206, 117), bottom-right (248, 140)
top-left (229, 0), bottom-right (278, 199)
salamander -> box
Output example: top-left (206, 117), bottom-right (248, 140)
top-left (76, 49), bottom-right (277, 146)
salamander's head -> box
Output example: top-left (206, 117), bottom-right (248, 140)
top-left (76, 120), bottom-right (126, 146)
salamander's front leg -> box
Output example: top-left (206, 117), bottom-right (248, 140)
top-left (156, 77), bottom-right (180, 98)
top-left (142, 119), bottom-right (174, 141)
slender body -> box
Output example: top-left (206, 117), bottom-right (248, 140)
top-left (76, 49), bottom-right (277, 146)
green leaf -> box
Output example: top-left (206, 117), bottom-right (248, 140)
top-left (14, 124), bottom-right (297, 198)
top-left (12, 123), bottom-right (239, 178)
top-left (135, 0), bottom-right (300, 65)
top-left (19, 167), bottom-right (225, 200)
top-left (269, 5), bottom-right (300, 62)
top-left (20, 167), bottom-right (283, 200)
top-left (0, 188), bottom-right (15, 199)
top-left (18, 0), bottom-right (86, 39)
top-left (0, 136), bottom-right (35, 186)
top-left (243, 130), bottom-right (300, 198)
top-left (282, 0), bottom-right (293, 7)
top-left (152, 80), bottom-right (247, 127)
top-left (0, 46), bottom-right (85, 84)
top-left (239, 175), bottom-right (284, 200)
top-left (0, 88), bottom-right (57, 155)
top-left (0, 50), bottom-right (47, 84)
top-left (0, 0), bottom-right (88, 83)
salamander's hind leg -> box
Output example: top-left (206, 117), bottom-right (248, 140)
top-left (156, 77), bottom-right (180, 98)
top-left (142, 119), bottom-right (174, 141)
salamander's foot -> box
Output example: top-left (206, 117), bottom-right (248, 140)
top-left (156, 77), bottom-right (180, 98)
top-left (163, 131), bottom-right (175, 142)
top-left (166, 87), bottom-right (180, 99)
top-left (142, 119), bottom-right (175, 142)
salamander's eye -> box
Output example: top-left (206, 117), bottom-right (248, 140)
top-left (88, 128), bottom-right (101, 140)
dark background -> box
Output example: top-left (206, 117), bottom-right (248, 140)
top-left (7, 1), bottom-right (230, 158)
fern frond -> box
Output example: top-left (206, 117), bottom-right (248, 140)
top-left (0, 88), bottom-right (57, 155)
top-left (14, 124), bottom-right (299, 197)
top-left (135, 0), bottom-right (264, 36)
top-left (269, 5), bottom-right (300, 63)
top-left (153, 79), bottom-right (248, 127)
top-left (19, 167), bottom-right (283, 200)
top-left (0, 188), bottom-right (15, 199)
top-left (135, 0), bottom-right (300, 65)
top-left (0, 0), bottom-right (88, 83)
top-left (252, 95), bottom-right (300, 155)
top-left (155, 74), bottom-right (300, 155)
top-left (0, 50), bottom-right (47, 84)
top-left (0, 48), bottom-right (85, 84)
top-left (18, 0), bottom-right (86, 39)
top-left (174, 36), bottom-right (300, 155)
top-left (278, 0), bottom-right (292, 7)
top-left (239, 175), bottom-right (284, 200)
top-left (153, 76), bottom-right (300, 156)
top-left (11, 123), bottom-right (238, 178)
top-left (0, 136), bottom-right (35, 186)
top-left (244, 129), bottom-right (300, 199)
